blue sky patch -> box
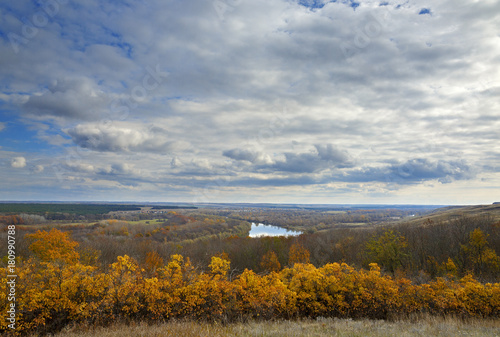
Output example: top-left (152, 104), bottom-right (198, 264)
top-left (298, 0), bottom-right (327, 9)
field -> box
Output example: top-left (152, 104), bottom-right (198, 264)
top-left (52, 317), bottom-right (500, 337)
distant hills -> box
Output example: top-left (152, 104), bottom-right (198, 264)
top-left (397, 203), bottom-right (500, 226)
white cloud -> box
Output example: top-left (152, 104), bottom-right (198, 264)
top-left (11, 157), bottom-right (26, 168)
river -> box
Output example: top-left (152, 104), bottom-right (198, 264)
top-left (248, 222), bottom-right (302, 237)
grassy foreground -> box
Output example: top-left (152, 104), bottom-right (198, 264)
top-left (49, 316), bottom-right (500, 337)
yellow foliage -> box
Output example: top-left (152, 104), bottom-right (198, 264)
top-left (233, 269), bottom-right (296, 319)
top-left (26, 228), bottom-right (79, 264)
top-left (104, 255), bottom-right (143, 316)
top-left (209, 256), bottom-right (230, 278)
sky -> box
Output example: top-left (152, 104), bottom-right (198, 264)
top-left (0, 0), bottom-right (499, 205)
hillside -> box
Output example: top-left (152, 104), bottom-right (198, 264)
top-left (395, 203), bottom-right (500, 227)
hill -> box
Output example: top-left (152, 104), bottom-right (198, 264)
top-left (396, 203), bottom-right (500, 227)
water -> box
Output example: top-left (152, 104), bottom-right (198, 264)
top-left (249, 222), bottom-right (302, 237)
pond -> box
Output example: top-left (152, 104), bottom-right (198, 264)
top-left (248, 222), bottom-right (302, 237)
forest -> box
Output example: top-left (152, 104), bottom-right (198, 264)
top-left (0, 203), bottom-right (196, 216)
top-left (0, 204), bottom-right (499, 335)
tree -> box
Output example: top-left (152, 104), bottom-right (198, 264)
top-left (365, 230), bottom-right (410, 274)
top-left (462, 228), bottom-right (500, 278)
top-left (288, 243), bottom-right (310, 265)
top-left (26, 228), bottom-right (79, 264)
top-left (260, 250), bottom-right (281, 273)
top-left (143, 251), bottom-right (164, 277)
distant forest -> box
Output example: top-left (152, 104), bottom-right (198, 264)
top-left (0, 203), bottom-right (196, 215)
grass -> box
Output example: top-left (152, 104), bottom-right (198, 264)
top-left (49, 316), bottom-right (500, 337)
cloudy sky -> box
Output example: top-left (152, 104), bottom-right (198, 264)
top-left (0, 0), bottom-right (499, 204)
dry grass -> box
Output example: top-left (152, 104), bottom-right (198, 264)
top-left (47, 316), bottom-right (500, 337)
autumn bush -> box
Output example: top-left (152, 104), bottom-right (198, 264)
top-left (1, 228), bottom-right (500, 336)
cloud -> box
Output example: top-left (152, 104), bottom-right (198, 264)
top-left (23, 78), bottom-right (108, 121)
top-left (391, 158), bottom-right (475, 184)
top-left (66, 123), bottom-right (189, 153)
top-left (341, 158), bottom-right (476, 185)
top-left (215, 156), bottom-right (476, 188)
top-left (224, 144), bottom-right (355, 173)
top-left (314, 144), bottom-right (355, 168)
top-left (61, 161), bottom-right (142, 179)
top-left (0, 123), bottom-right (5, 132)
top-left (31, 165), bottom-right (44, 173)
top-left (223, 144), bottom-right (354, 175)
top-left (171, 156), bottom-right (182, 168)
top-left (11, 157), bottom-right (26, 168)
top-left (273, 152), bottom-right (329, 173)
top-left (271, 145), bottom-right (355, 173)
top-left (223, 148), bottom-right (273, 165)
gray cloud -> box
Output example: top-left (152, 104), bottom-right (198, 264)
top-left (272, 152), bottom-right (328, 173)
top-left (315, 144), bottom-right (354, 168)
top-left (340, 158), bottom-right (476, 185)
top-left (269, 144), bottom-right (355, 173)
top-left (226, 158), bottom-right (475, 188)
top-left (66, 123), bottom-right (189, 153)
top-left (23, 78), bottom-right (108, 120)
top-left (222, 148), bottom-right (273, 165)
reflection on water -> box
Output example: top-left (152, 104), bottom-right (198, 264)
top-left (249, 222), bottom-right (302, 237)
